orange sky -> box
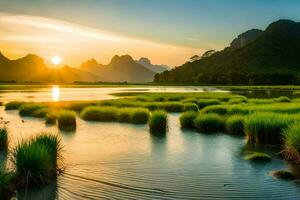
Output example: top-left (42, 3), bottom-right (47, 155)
top-left (0, 13), bottom-right (202, 67)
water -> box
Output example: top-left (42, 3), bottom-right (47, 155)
top-left (1, 109), bottom-right (300, 199)
top-left (1, 86), bottom-right (300, 199)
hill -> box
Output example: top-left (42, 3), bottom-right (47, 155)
top-left (154, 20), bottom-right (300, 85)
top-left (136, 57), bottom-right (169, 73)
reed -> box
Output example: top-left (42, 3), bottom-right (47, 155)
top-left (283, 123), bottom-right (300, 163)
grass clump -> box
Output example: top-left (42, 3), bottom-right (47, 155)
top-left (193, 113), bottom-right (225, 133)
top-left (118, 108), bottom-right (134, 123)
top-left (5, 101), bottom-right (24, 110)
top-left (19, 104), bottom-right (46, 117)
top-left (80, 106), bottom-right (119, 122)
top-left (283, 124), bottom-right (300, 163)
top-left (57, 110), bottom-right (76, 131)
top-left (244, 152), bottom-right (271, 162)
top-left (32, 108), bottom-right (50, 118)
top-left (0, 127), bottom-right (8, 151)
top-left (0, 168), bottom-right (15, 198)
top-left (244, 113), bottom-right (297, 144)
top-left (163, 102), bottom-right (184, 112)
top-left (179, 111), bottom-right (197, 129)
top-left (183, 103), bottom-right (199, 112)
top-left (226, 115), bottom-right (245, 135)
top-left (130, 108), bottom-right (150, 124)
top-left (201, 105), bottom-right (228, 115)
top-left (12, 134), bottom-right (62, 187)
top-left (45, 111), bottom-right (58, 124)
top-left (196, 99), bottom-right (221, 109)
top-left (275, 96), bottom-right (291, 103)
top-left (271, 170), bottom-right (295, 180)
top-left (149, 110), bottom-right (168, 134)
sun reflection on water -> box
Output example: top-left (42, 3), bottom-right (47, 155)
top-left (52, 85), bottom-right (60, 102)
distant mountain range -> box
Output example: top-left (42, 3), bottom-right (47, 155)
top-left (155, 19), bottom-right (300, 85)
top-left (0, 53), bottom-right (169, 83)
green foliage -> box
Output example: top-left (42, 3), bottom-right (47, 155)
top-left (0, 168), bottom-right (15, 198)
top-left (226, 115), bottom-right (245, 135)
top-left (32, 108), bottom-right (50, 118)
top-left (45, 111), bottom-right (58, 124)
top-left (12, 134), bottom-right (61, 187)
top-left (149, 110), bottom-right (168, 134)
top-left (193, 113), bottom-right (225, 133)
top-left (57, 110), bottom-right (76, 131)
top-left (283, 124), bottom-right (300, 162)
top-left (130, 108), bottom-right (150, 124)
top-left (0, 127), bottom-right (8, 151)
top-left (201, 105), bottom-right (228, 115)
top-left (163, 102), bottom-right (184, 112)
top-left (196, 99), bottom-right (221, 108)
top-left (5, 101), bottom-right (24, 110)
top-left (183, 103), bottom-right (199, 112)
top-left (179, 111), bottom-right (198, 129)
top-left (80, 106), bottom-right (119, 122)
top-left (19, 103), bottom-right (46, 117)
top-left (275, 96), bottom-right (291, 103)
top-left (244, 113), bottom-right (299, 144)
top-left (244, 152), bottom-right (271, 161)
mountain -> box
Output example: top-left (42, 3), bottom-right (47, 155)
top-left (79, 55), bottom-right (156, 82)
top-left (154, 19), bottom-right (300, 85)
top-left (136, 57), bottom-right (169, 73)
top-left (0, 53), bottom-right (98, 82)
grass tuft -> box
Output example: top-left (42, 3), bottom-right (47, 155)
top-left (179, 111), bottom-right (197, 129)
top-left (0, 127), bottom-right (8, 151)
top-left (193, 113), bottom-right (225, 133)
top-left (183, 103), bottom-right (199, 112)
top-left (149, 110), bottom-right (168, 135)
top-left (5, 101), bottom-right (24, 110)
top-left (226, 115), bottom-right (245, 135)
top-left (80, 106), bottom-right (119, 122)
top-left (19, 104), bottom-right (46, 117)
top-left (57, 110), bottom-right (76, 131)
top-left (283, 124), bottom-right (300, 163)
top-left (244, 152), bottom-right (271, 161)
top-left (130, 108), bottom-right (150, 124)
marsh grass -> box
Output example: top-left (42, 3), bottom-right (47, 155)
top-left (183, 103), bottom-right (199, 112)
top-left (5, 101), bottom-right (24, 110)
top-left (19, 104), bottom-right (46, 117)
top-left (0, 168), bottom-right (15, 198)
top-left (283, 124), bottom-right (300, 163)
top-left (130, 108), bottom-right (150, 124)
top-left (179, 111), bottom-right (198, 129)
top-left (0, 127), bottom-right (8, 151)
top-left (149, 110), bottom-right (168, 134)
top-left (80, 106), bottom-right (119, 122)
top-left (244, 113), bottom-right (299, 144)
top-left (244, 152), bottom-right (271, 162)
top-left (32, 108), bottom-right (50, 118)
top-left (12, 134), bottom-right (62, 187)
top-left (226, 115), bottom-right (245, 135)
top-left (271, 170), bottom-right (295, 180)
top-left (201, 105), bottom-right (228, 115)
top-left (57, 110), bottom-right (77, 131)
top-left (193, 113), bottom-right (225, 133)
top-left (196, 99), bottom-right (221, 108)
top-left (163, 102), bottom-right (184, 112)
top-left (45, 111), bottom-right (58, 124)
top-left (275, 96), bottom-right (291, 103)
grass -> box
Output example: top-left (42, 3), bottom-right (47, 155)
top-left (80, 106), bottom-right (119, 122)
top-left (183, 103), bottom-right (199, 112)
top-left (275, 96), bottom-right (291, 103)
top-left (244, 113), bottom-right (299, 144)
top-left (12, 134), bottom-right (62, 187)
top-left (193, 113), bottom-right (225, 133)
top-left (0, 168), bottom-right (15, 198)
top-left (45, 111), bottom-right (58, 124)
top-left (179, 111), bottom-right (198, 129)
top-left (226, 115), bottom-right (245, 135)
top-left (130, 108), bottom-right (150, 124)
top-left (283, 124), bottom-right (300, 163)
top-left (163, 102), bottom-right (184, 112)
top-left (149, 110), bottom-right (168, 134)
top-left (5, 101), bottom-right (24, 110)
top-left (196, 99), bottom-right (221, 108)
top-left (271, 170), bottom-right (295, 180)
top-left (0, 127), bottom-right (8, 151)
top-left (57, 110), bottom-right (77, 131)
top-left (244, 152), bottom-right (271, 162)
top-left (19, 103), bottom-right (47, 117)
top-left (201, 105), bottom-right (228, 115)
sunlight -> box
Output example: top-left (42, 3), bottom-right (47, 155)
top-left (51, 56), bottom-right (62, 65)
top-left (52, 85), bottom-right (60, 102)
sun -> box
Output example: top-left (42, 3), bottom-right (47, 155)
top-left (51, 56), bottom-right (62, 65)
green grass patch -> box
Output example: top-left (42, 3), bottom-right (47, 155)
top-left (0, 168), bottom-right (15, 199)
top-left (45, 111), bottom-right (58, 124)
top-left (149, 110), bottom-right (168, 134)
top-left (226, 115), bottom-right (245, 135)
top-left (80, 106), bottom-right (119, 122)
top-left (57, 110), bottom-right (77, 131)
top-left (19, 103), bottom-right (47, 117)
top-left (130, 108), bottom-right (150, 124)
top-left (275, 96), bottom-right (291, 103)
top-left (196, 99), bottom-right (221, 108)
top-left (283, 124), bottom-right (300, 163)
top-left (193, 113), bottom-right (225, 133)
top-left (0, 127), bottom-right (8, 151)
top-left (183, 103), bottom-right (199, 112)
top-left (271, 170), bottom-right (295, 180)
top-left (179, 111), bottom-right (198, 129)
top-left (5, 101), bottom-right (24, 110)
top-left (244, 152), bottom-right (271, 162)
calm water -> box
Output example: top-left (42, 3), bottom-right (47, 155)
top-left (1, 86), bottom-right (300, 199)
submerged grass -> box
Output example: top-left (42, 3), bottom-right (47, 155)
top-left (57, 110), bottom-right (77, 131)
top-left (149, 110), bottom-right (168, 135)
top-left (193, 113), bottom-right (225, 133)
top-left (0, 127), bottom-right (8, 151)
top-left (179, 111), bottom-right (198, 129)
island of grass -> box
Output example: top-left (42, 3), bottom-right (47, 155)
top-left (244, 152), bottom-right (272, 162)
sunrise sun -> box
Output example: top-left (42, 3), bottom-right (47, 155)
top-left (51, 56), bottom-right (62, 65)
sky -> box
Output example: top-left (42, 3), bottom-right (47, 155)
top-left (0, 0), bottom-right (300, 67)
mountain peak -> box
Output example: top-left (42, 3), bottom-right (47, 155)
top-left (230, 29), bottom-right (263, 50)
top-left (110, 54), bottom-right (134, 65)
top-left (265, 19), bottom-right (300, 35)
top-left (138, 57), bottom-right (151, 65)
top-left (0, 52), bottom-right (9, 62)
top-left (80, 58), bottom-right (99, 69)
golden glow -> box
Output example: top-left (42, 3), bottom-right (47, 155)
top-left (52, 86), bottom-right (60, 102)
top-left (0, 13), bottom-right (202, 66)
top-left (51, 56), bottom-right (62, 65)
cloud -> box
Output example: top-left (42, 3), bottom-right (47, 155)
top-left (0, 13), bottom-right (202, 66)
